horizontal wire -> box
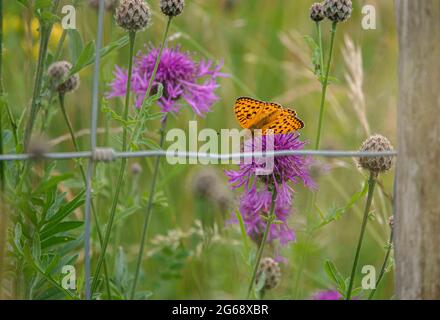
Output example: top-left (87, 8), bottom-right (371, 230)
top-left (0, 149), bottom-right (398, 162)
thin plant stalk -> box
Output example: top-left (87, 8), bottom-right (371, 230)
top-left (130, 116), bottom-right (167, 299)
top-left (315, 21), bottom-right (337, 150)
top-left (246, 189), bottom-right (277, 300)
top-left (293, 20), bottom-right (327, 298)
top-left (316, 22), bottom-right (325, 83)
top-left (368, 228), bottom-right (393, 300)
top-left (23, 1), bottom-right (60, 147)
top-left (132, 16), bottom-right (172, 142)
top-left (58, 94), bottom-right (112, 298)
top-left (0, 0), bottom-right (3, 190)
top-left (346, 172), bottom-right (377, 300)
top-left (91, 31), bottom-right (137, 294)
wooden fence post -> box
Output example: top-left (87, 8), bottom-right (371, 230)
top-left (395, 0), bottom-right (440, 299)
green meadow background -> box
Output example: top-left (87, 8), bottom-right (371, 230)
top-left (2, 0), bottom-right (396, 299)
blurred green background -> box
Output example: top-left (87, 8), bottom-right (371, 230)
top-left (2, 0), bottom-right (397, 299)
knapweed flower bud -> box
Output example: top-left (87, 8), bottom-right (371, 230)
top-left (27, 135), bottom-right (50, 160)
top-left (358, 134), bottom-right (394, 174)
top-left (191, 168), bottom-right (219, 199)
top-left (88, 0), bottom-right (118, 11)
top-left (388, 215), bottom-right (394, 229)
top-left (115, 0), bottom-right (151, 32)
top-left (47, 61), bottom-right (80, 94)
top-left (323, 0), bottom-right (352, 23)
top-left (310, 3), bottom-right (325, 22)
top-left (131, 162), bottom-right (143, 175)
top-left (256, 257), bottom-right (281, 290)
top-left (160, 0), bottom-right (185, 17)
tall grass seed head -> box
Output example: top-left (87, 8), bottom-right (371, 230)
top-left (47, 61), bottom-right (80, 94)
top-left (323, 0), bottom-right (352, 23)
top-left (310, 3), bottom-right (325, 22)
top-left (256, 257), bottom-right (281, 290)
top-left (88, 0), bottom-right (118, 11)
top-left (160, 0), bottom-right (185, 17)
top-left (115, 0), bottom-right (151, 32)
top-left (358, 134), bottom-right (394, 174)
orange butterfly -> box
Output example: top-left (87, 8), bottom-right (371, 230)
top-left (234, 97), bottom-right (304, 135)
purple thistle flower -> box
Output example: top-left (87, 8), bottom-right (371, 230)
top-left (225, 134), bottom-right (316, 245)
top-left (107, 46), bottom-right (225, 116)
top-left (312, 290), bottom-right (343, 300)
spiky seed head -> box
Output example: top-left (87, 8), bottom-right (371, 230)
top-left (358, 134), bottom-right (394, 174)
top-left (47, 61), bottom-right (80, 94)
top-left (115, 0), bottom-right (151, 32)
top-left (160, 0), bottom-right (185, 17)
top-left (88, 0), bottom-right (118, 11)
top-left (310, 3), bottom-right (325, 22)
top-left (256, 257), bottom-right (281, 291)
top-left (323, 0), bottom-right (352, 23)
top-left (131, 162), bottom-right (143, 175)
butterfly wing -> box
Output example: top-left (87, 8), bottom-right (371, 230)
top-left (234, 97), bottom-right (281, 129)
top-left (261, 108), bottom-right (304, 134)
top-left (235, 97), bottom-right (304, 134)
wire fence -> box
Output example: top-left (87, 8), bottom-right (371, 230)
top-left (0, 1), bottom-right (398, 300)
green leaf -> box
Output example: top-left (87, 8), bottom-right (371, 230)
top-left (141, 83), bottom-right (164, 109)
top-left (236, 209), bottom-right (250, 264)
top-left (70, 41), bottom-right (95, 75)
top-left (41, 236), bottom-right (76, 249)
top-left (69, 35), bottom-right (130, 75)
top-left (44, 190), bottom-right (85, 227)
top-left (304, 35), bottom-right (322, 78)
top-left (34, 0), bottom-right (52, 10)
top-left (34, 174), bottom-right (73, 194)
top-left (40, 221), bottom-right (83, 240)
top-left (16, 0), bottom-right (31, 8)
top-left (44, 191), bottom-right (67, 222)
top-left (32, 232), bottom-right (42, 262)
top-left (39, 11), bottom-right (59, 24)
top-left (314, 182), bottom-right (368, 230)
top-left (14, 223), bottom-right (23, 254)
top-left (67, 29), bottom-right (84, 63)
top-left (255, 271), bottom-right (266, 292)
top-left (324, 260), bottom-right (346, 292)
top-left (102, 105), bottom-right (136, 127)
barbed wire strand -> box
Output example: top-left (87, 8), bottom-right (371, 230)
top-left (0, 149), bottom-right (397, 162)
top-left (84, 0), bottom-right (104, 300)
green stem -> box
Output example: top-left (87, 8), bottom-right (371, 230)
top-left (130, 117), bottom-right (168, 299)
top-left (368, 228), bottom-right (393, 300)
top-left (91, 31), bottom-right (137, 295)
top-left (346, 172), bottom-right (377, 300)
top-left (316, 22), bottom-right (324, 82)
top-left (23, 26), bottom-right (51, 148)
top-left (58, 94), bottom-right (112, 298)
top-left (246, 189), bottom-right (277, 300)
top-left (314, 22), bottom-right (337, 150)
top-left (0, 0), bottom-right (5, 294)
top-left (292, 21), bottom-right (327, 299)
top-left (53, 29), bottom-right (67, 62)
top-left (132, 17), bottom-right (172, 143)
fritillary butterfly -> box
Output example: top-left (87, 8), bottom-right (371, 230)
top-left (234, 97), bottom-right (304, 134)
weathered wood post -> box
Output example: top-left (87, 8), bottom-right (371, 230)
top-left (395, 0), bottom-right (440, 299)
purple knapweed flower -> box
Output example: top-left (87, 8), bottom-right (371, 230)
top-left (225, 133), bottom-right (315, 245)
top-left (107, 46), bottom-right (225, 116)
top-left (312, 290), bottom-right (343, 300)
